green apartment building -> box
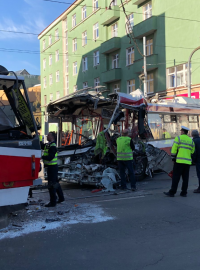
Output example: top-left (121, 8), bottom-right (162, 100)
top-left (39, 0), bottom-right (200, 135)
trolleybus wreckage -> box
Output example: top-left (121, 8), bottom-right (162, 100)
top-left (0, 65), bottom-right (41, 227)
top-left (45, 86), bottom-right (200, 188)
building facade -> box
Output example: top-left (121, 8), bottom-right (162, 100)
top-left (39, 0), bottom-right (200, 135)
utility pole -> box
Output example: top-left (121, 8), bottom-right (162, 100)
top-left (187, 46), bottom-right (200, 98)
top-left (143, 36), bottom-right (147, 97)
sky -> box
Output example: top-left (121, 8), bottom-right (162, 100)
top-left (0, 0), bottom-right (71, 75)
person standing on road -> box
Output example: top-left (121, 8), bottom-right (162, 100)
top-left (116, 129), bottom-right (136, 191)
top-left (164, 126), bottom-right (195, 197)
top-left (41, 132), bottom-right (65, 207)
top-left (191, 129), bottom-right (200, 193)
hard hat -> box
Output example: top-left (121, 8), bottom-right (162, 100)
top-left (181, 125), bottom-right (190, 131)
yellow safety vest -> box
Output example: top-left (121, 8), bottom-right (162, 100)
top-left (39, 135), bottom-right (43, 142)
top-left (163, 131), bottom-right (171, 139)
top-left (116, 136), bottom-right (133, 161)
top-left (43, 143), bottom-right (58, 165)
top-left (171, 134), bottom-right (195, 165)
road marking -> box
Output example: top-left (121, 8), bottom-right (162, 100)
top-left (94, 195), bottom-right (145, 203)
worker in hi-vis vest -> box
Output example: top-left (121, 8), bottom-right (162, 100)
top-left (116, 129), bottom-right (136, 191)
top-left (41, 132), bottom-right (65, 207)
top-left (164, 126), bottom-right (195, 197)
top-left (163, 128), bottom-right (171, 139)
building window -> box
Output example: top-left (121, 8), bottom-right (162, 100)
top-left (146, 39), bottom-right (153, 56)
top-left (126, 47), bottom-right (134, 66)
top-left (65, 18), bottom-right (67, 30)
top-left (143, 1), bottom-right (152, 20)
top-left (113, 83), bottom-right (120, 92)
top-left (93, 0), bottom-right (98, 11)
top-left (83, 82), bottom-right (88, 89)
top-left (43, 39), bottom-right (46, 50)
top-left (127, 79), bottom-right (135, 94)
top-left (82, 57), bottom-right (88, 72)
top-left (56, 50), bottom-right (59, 62)
top-left (82, 5), bottom-right (87, 20)
top-left (126, 13), bottom-right (134, 34)
top-left (44, 95), bottom-right (47, 105)
top-left (65, 31), bottom-right (68, 51)
top-left (44, 77), bottom-right (47, 88)
top-left (111, 23), bottom-right (118, 37)
top-left (94, 77), bottom-right (100, 88)
top-left (66, 53), bottom-right (69, 73)
top-left (50, 93), bottom-right (53, 101)
top-left (94, 50), bottom-right (100, 66)
top-left (147, 74), bottom-right (154, 93)
top-left (167, 64), bottom-right (189, 88)
top-left (49, 54), bottom-right (52, 66)
top-left (112, 54), bottom-right (119, 69)
top-left (49, 35), bottom-right (52, 45)
top-left (43, 58), bottom-right (46, 70)
top-left (73, 62), bottom-right (78, 75)
top-left (65, 75), bottom-right (69, 95)
top-left (55, 29), bottom-right (59, 40)
top-left (49, 74), bottom-right (53, 85)
top-left (74, 85), bottom-right (78, 92)
top-left (73, 38), bottom-right (77, 52)
top-left (56, 91), bottom-right (60, 99)
top-left (111, 0), bottom-right (117, 6)
top-left (72, 14), bottom-right (76, 27)
top-left (56, 71), bottom-right (60, 82)
top-left (82, 31), bottom-right (87, 46)
top-left (93, 23), bottom-right (99, 40)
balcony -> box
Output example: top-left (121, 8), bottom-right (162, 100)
top-left (134, 54), bottom-right (158, 73)
top-left (100, 6), bottom-right (120, 26)
top-left (101, 68), bottom-right (121, 83)
top-left (101, 37), bottom-right (121, 54)
top-left (133, 16), bottom-right (157, 39)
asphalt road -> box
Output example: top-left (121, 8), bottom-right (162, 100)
top-left (1, 168), bottom-right (200, 270)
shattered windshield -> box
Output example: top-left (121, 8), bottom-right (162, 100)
top-left (0, 78), bottom-right (35, 136)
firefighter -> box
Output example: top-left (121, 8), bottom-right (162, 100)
top-left (116, 129), bottom-right (136, 191)
top-left (41, 132), bottom-right (65, 207)
top-left (164, 126), bottom-right (195, 197)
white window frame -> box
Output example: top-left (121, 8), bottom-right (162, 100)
top-left (146, 39), bottom-right (153, 56)
top-left (43, 58), bottom-right (46, 70)
top-left (44, 95), bottom-right (47, 105)
top-left (66, 53), bottom-right (69, 74)
top-left (49, 35), bottom-right (52, 45)
top-left (44, 77), bottom-right (47, 88)
top-left (126, 13), bottom-right (134, 34)
top-left (83, 82), bottom-right (88, 89)
top-left (82, 5), bottom-right (87, 20)
top-left (93, 0), bottom-right (98, 11)
top-left (127, 79), bottom-right (135, 94)
top-left (147, 73), bottom-right (154, 93)
top-left (111, 0), bottom-right (117, 6)
top-left (112, 54), bottom-right (119, 69)
top-left (93, 23), bottom-right (99, 40)
top-left (82, 31), bottom-right (87, 46)
top-left (56, 71), bottom-right (60, 82)
top-left (126, 47), bottom-right (134, 66)
top-left (73, 38), bottom-right (77, 52)
top-left (65, 31), bottom-right (68, 52)
top-left (49, 54), bottom-right (52, 66)
top-left (55, 29), bottom-right (59, 40)
top-left (65, 75), bottom-right (69, 95)
top-left (65, 18), bottom-right (68, 30)
top-left (73, 62), bottom-right (78, 75)
top-left (113, 83), bottom-right (120, 92)
top-left (50, 93), bottom-right (53, 102)
top-left (167, 64), bottom-right (189, 89)
top-left (143, 1), bottom-right (152, 20)
top-left (49, 74), bottom-right (53, 85)
top-left (82, 57), bottom-right (88, 72)
top-left (43, 39), bottom-right (46, 50)
top-left (94, 77), bottom-right (100, 88)
top-left (55, 50), bottom-right (59, 62)
top-left (72, 14), bottom-right (76, 27)
top-left (74, 85), bottom-right (78, 92)
top-left (56, 91), bottom-right (60, 100)
top-left (93, 50), bottom-right (100, 66)
top-left (111, 23), bottom-right (118, 38)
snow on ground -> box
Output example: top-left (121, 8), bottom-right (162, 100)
top-left (0, 201), bottom-right (114, 240)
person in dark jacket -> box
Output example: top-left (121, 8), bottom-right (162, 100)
top-left (41, 132), bottom-right (65, 207)
top-left (192, 129), bottom-right (200, 193)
